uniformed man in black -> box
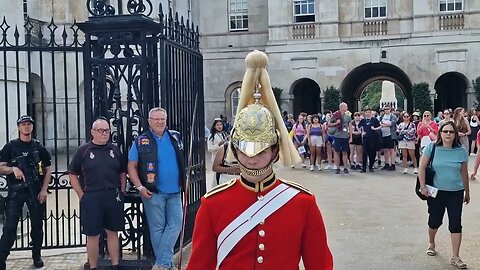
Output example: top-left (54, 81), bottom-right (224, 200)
top-left (68, 118), bottom-right (126, 270)
top-left (0, 115), bottom-right (52, 269)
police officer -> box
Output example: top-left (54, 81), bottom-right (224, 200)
top-left (0, 115), bottom-right (52, 269)
top-left (186, 51), bottom-right (333, 270)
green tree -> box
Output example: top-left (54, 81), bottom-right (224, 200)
top-left (323, 86), bottom-right (341, 112)
top-left (412, 82), bottom-right (433, 112)
top-left (473, 77), bottom-right (480, 110)
top-left (360, 81), bottom-right (382, 111)
top-left (272, 87), bottom-right (283, 111)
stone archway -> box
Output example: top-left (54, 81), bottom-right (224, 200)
top-left (340, 63), bottom-right (413, 112)
top-left (434, 72), bottom-right (468, 112)
top-left (290, 78), bottom-right (321, 117)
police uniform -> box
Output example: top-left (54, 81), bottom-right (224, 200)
top-left (0, 116), bottom-right (51, 269)
top-left (186, 50), bottom-right (333, 270)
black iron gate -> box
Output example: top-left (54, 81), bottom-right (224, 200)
top-left (0, 1), bottom-right (205, 256)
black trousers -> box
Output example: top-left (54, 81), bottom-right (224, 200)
top-left (0, 188), bottom-right (44, 264)
top-left (427, 190), bottom-right (464, 233)
top-left (362, 136), bottom-right (377, 170)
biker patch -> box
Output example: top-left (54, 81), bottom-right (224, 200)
top-left (90, 152), bottom-right (95, 159)
top-left (110, 149), bottom-right (115, 158)
top-left (141, 138), bottom-right (150, 145)
top-left (147, 162), bottom-right (155, 172)
top-left (146, 173), bottom-right (156, 183)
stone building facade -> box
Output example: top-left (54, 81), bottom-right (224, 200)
top-left (192, 0), bottom-right (480, 123)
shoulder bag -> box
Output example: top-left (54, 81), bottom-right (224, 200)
top-left (415, 144), bottom-right (436, 200)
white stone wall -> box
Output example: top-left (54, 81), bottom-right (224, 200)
top-left (0, 1), bottom-right (29, 145)
top-left (197, 0), bottom-right (480, 122)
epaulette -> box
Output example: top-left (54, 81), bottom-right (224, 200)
top-left (280, 179), bottom-right (312, 195)
top-left (204, 179), bottom-right (237, 198)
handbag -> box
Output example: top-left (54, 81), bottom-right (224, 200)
top-left (415, 144), bottom-right (436, 200)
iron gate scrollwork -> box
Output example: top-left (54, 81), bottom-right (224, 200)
top-left (0, 1), bottom-right (205, 257)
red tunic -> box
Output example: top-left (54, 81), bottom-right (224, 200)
top-left (186, 176), bottom-right (333, 270)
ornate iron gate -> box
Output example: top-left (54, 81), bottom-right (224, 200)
top-left (0, 1), bottom-right (205, 256)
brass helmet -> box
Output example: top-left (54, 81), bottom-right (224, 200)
top-left (231, 88), bottom-right (278, 157)
top-left (226, 50), bottom-right (300, 166)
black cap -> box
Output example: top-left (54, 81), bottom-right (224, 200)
top-left (17, 115), bottom-right (34, 125)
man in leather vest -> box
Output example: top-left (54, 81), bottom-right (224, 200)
top-left (0, 115), bottom-right (52, 269)
top-left (128, 107), bottom-right (185, 270)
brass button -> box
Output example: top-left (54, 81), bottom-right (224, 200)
top-left (257, 195), bottom-right (264, 201)
top-left (257, 256), bottom-right (264, 263)
top-left (259, 230), bottom-right (265, 237)
top-left (258, 243), bottom-right (265, 250)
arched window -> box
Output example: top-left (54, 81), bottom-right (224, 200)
top-left (231, 87), bottom-right (241, 117)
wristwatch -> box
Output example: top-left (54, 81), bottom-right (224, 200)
top-left (136, 185), bottom-right (145, 192)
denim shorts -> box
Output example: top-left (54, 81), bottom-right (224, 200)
top-left (80, 189), bottom-right (125, 236)
top-left (333, 137), bottom-right (349, 152)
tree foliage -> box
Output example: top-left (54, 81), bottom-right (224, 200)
top-left (473, 77), bottom-right (480, 110)
top-left (412, 82), bottom-right (433, 113)
top-left (360, 81), bottom-right (406, 111)
top-left (323, 86), bottom-right (341, 112)
top-left (360, 81), bottom-right (382, 111)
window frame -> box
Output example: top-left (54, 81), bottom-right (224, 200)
top-left (439, 0), bottom-right (464, 12)
top-left (229, 0), bottom-right (249, 32)
top-left (293, 0), bottom-right (315, 23)
top-left (364, 0), bottom-right (387, 20)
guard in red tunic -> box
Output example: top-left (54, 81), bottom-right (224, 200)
top-left (186, 50), bottom-right (333, 270)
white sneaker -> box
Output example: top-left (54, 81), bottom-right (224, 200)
top-left (316, 165), bottom-right (322, 171)
top-left (325, 164), bottom-right (331, 170)
top-left (302, 164), bottom-right (307, 168)
top-left (309, 165), bottom-right (314, 171)
top-left (291, 165), bottom-right (295, 169)
top-left (413, 168), bottom-right (418, 174)
top-left (403, 168), bottom-right (408, 174)
top-left (333, 165), bottom-right (338, 170)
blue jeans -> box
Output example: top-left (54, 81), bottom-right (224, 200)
top-left (142, 192), bottom-right (182, 267)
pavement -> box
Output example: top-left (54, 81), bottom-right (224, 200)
top-left (6, 154), bottom-right (480, 269)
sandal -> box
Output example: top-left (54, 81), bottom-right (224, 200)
top-left (426, 247), bottom-right (437, 256)
top-left (450, 257), bottom-right (467, 269)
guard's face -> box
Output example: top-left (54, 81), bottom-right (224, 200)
top-left (236, 147), bottom-right (274, 170)
top-left (17, 122), bottom-right (33, 136)
top-left (148, 110), bottom-right (167, 135)
top-left (91, 120), bottom-right (110, 144)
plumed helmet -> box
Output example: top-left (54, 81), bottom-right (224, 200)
top-left (231, 90), bottom-right (278, 157)
top-left (226, 50), bottom-right (301, 166)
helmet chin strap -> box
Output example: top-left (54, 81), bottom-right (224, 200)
top-left (237, 149), bottom-right (278, 177)
top-left (239, 162), bottom-right (273, 177)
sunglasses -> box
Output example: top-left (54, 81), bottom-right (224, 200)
top-left (441, 130), bottom-right (455, 134)
top-left (403, 115), bottom-right (410, 118)
top-left (423, 115), bottom-right (430, 117)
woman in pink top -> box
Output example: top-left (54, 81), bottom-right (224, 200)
top-left (292, 114), bottom-right (307, 168)
top-left (417, 111), bottom-right (439, 153)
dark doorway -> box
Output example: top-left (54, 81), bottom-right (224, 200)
top-left (341, 63), bottom-right (413, 112)
top-left (434, 72), bottom-right (468, 113)
top-left (291, 78), bottom-right (321, 117)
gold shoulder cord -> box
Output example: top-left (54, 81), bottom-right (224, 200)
top-left (204, 179), bottom-right (237, 198)
top-left (280, 180), bottom-right (312, 195)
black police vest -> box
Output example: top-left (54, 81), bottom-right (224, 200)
top-left (7, 139), bottom-right (42, 188)
top-left (135, 129), bottom-right (186, 193)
